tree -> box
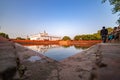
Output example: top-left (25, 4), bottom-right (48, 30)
top-left (16, 37), bottom-right (25, 40)
top-left (73, 27), bottom-right (113, 40)
top-left (117, 18), bottom-right (120, 24)
top-left (102, 0), bottom-right (120, 13)
top-left (107, 27), bottom-right (113, 33)
top-left (102, 0), bottom-right (120, 24)
top-left (0, 32), bottom-right (9, 39)
top-left (74, 35), bottom-right (81, 40)
top-left (62, 36), bottom-right (71, 41)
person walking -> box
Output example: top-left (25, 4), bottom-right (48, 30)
top-left (100, 26), bottom-right (108, 43)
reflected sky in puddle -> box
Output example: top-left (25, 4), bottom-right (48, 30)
top-left (28, 56), bottom-right (41, 62)
top-left (25, 45), bottom-right (87, 61)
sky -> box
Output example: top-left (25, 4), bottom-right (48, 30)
top-left (0, 0), bottom-right (119, 38)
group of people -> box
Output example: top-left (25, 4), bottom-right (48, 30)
top-left (100, 26), bottom-right (120, 43)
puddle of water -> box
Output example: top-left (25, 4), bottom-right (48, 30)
top-left (28, 56), bottom-right (41, 62)
top-left (25, 45), bottom-right (87, 61)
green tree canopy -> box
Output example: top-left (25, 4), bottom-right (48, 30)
top-left (74, 35), bottom-right (81, 40)
top-left (73, 27), bottom-right (113, 40)
top-left (102, 0), bottom-right (120, 13)
top-left (16, 37), bottom-right (25, 40)
top-left (107, 27), bottom-right (113, 33)
top-left (0, 32), bottom-right (9, 39)
top-left (62, 36), bottom-right (71, 41)
top-left (102, 0), bottom-right (120, 24)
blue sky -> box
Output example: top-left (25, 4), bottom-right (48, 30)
top-left (0, 0), bottom-right (119, 38)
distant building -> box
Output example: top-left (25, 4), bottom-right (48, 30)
top-left (29, 31), bottom-right (61, 40)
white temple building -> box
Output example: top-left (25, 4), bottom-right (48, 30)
top-left (29, 31), bottom-right (61, 40)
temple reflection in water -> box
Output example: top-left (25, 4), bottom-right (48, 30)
top-left (25, 44), bottom-right (88, 61)
top-left (26, 45), bottom-right (60, 54)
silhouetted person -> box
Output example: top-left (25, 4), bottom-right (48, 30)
top-left (100, 26), bottom-right (108, 43)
